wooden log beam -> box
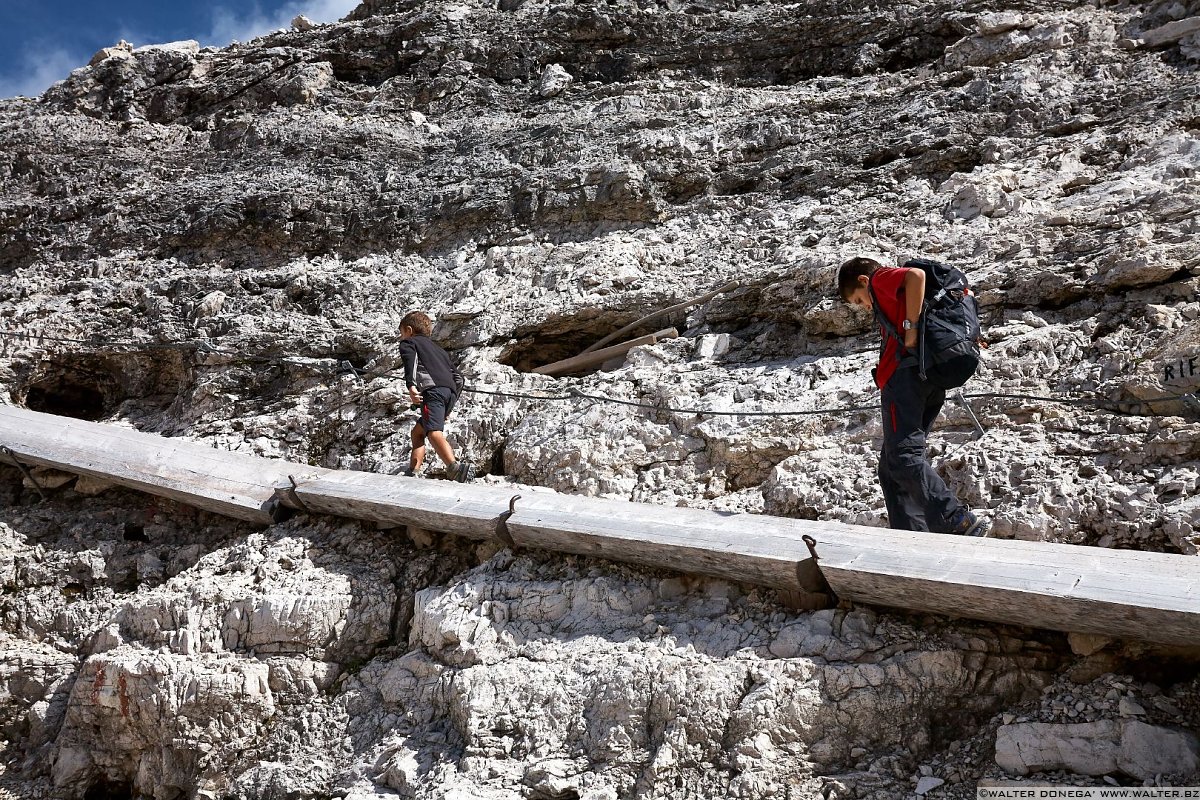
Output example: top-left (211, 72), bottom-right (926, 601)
top-left (532, 327), bottom-right (679, 377)
top-left (508, 492), bottom-right (828, 594)
top-left (802, 529), bottom-right (1200, 647)
top-left (4, 405), bottom-right (1197, 647)
top-left (281, 470), bottom-right (523, 540)
top-left (581, 280), bottom-right (739, 355)
top-left (281, 476), bottom-right (832, 597)
top-left (280, 473), bottom-right (1199, 645)
top-left (0, 405), bottom-right (326, 524)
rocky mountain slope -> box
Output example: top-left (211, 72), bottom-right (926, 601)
top-left (1, 0), bottom-right (1198, 797)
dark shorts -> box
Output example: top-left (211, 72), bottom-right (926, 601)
top-left (417, 387), bottom-right (454, 433)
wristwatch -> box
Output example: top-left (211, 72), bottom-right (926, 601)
top-left (901, 319), bottom-right (915, 331)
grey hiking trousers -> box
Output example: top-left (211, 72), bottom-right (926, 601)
top-left (878, 365), bottom-right (964, 532)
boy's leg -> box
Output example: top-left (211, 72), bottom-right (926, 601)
top-left (879, 367), bottom-right (961, 532)
top-left (916, 386), bottom-right (975, 532)
top-left (426, 430), bottom-right (456, 466)
top-left (409, 422), bottom-right (427, 474)
top-left (419, 388), bottom-right (471, 479)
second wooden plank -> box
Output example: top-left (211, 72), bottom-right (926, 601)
top-left (507, 494), bottom-right (818, 592)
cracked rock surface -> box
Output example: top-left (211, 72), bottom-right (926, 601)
top-left (1, 0), bottom-right (1199, 797)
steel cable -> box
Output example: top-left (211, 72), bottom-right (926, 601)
top-left (2, 328), bottom-right (1196, 419)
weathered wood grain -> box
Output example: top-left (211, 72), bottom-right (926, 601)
top-left (285, 470), bottom-right (522, 540)
top-left (508, 493), bottom-right (820, 592)
top-left (801, 530), bottom-right (1200, 646)
top-left (0, 405), bottom-right (325, 523)
top-left (532, 328), bottom-right (679, 376)
top-left (5, 403), bottom-right (1196, 646)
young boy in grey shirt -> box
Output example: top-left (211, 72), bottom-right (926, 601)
top-left (398, 311), bottom-right (474, 482)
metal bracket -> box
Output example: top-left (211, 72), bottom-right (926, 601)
top-left (802, 534), bottom-right (819, 562)
top-left (789, 534), bottom-right (835, 610)
top-left (494, 494), bottom-right (521, 549)
top-left (954, 390), bottom-right (987, 440)
top-left (285, 475), bottom-right (312, 514)
top-left (1, 445), bottom-right (46, 502)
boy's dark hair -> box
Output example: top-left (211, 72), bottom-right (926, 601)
top-left (400, 311), bottom-right (433, 336)
top-left (837, 257), bottom-right (883, 300)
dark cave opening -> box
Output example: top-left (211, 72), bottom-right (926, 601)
top-left (17, 356), bottom-right (125, 421)
top-left (83, 780), bottom-right (134, 800)
top-left (16, 350), bottom-right (191, 423)
top-left (498, 312), bottom-right (652, 374)
top-left (25, 378), bottom-right (108, 421)
top-left (123, 523), bottom-right (149, 542)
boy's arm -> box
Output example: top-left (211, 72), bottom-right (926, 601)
top-left (445, 368), bottom-right (465, 418)
top-left (398, 342), bottom-right (421, 404)
top-left (901, 268), bottom-right (926, 349)
top-left (398, 341), bottom-right (417, 387)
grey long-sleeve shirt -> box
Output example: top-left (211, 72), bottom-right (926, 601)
top-left (398, 335), bottom-right (464, 395)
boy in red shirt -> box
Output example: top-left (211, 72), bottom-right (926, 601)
top-left (838, 257), bottom-right (986, 536)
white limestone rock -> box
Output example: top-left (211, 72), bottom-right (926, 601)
top-left (995, 720), bottom-right (1200, 780)
top-left (89, 40), bottom-right (134, 66)
top-left (1, 0), bottom-right (1199, 796)
top-left (916, 776), bottom-right (945, 795)
top-left (51, 649), bottom-right (277, 798)
top-left (539, 63), bottom-right (574, 97)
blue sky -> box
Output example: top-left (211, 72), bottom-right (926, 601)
top-left (0, 0), bottom-right (361, 98)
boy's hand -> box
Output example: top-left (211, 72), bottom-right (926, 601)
top-left (904, 329), bottom-right (918, 349)
top-left (408, 387), bottom-right (422, 405)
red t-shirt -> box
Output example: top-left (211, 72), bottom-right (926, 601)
top-left (870, 266), bottom-right (910, 389)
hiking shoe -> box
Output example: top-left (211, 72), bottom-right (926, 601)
top-left (448, 462), bottom-right (476, 483)
top-left (948, 508), bottom-right (989, 537)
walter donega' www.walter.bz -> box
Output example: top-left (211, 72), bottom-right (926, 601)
top-left (978, 790), bottom-right (1200, 799)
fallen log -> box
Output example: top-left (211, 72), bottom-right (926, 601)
top-left (4, 404), bottom-right (1199, 647)
top-left (580, 280), bottom-right (739, 355)
top-left (531, 327), bottom-right (678, 376)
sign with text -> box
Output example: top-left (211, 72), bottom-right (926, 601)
top-left (979, 790), bottom-right (1200, 800)
top-left (1163, 354), bottom-right (1199, 384)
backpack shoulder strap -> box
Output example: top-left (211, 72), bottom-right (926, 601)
top-left (869, 273), bottom-right (920, 368)
top-left (868, 274), bottom-right (903, 345)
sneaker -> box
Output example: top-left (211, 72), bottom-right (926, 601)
top-left (948, 508), bottom-right (989, 537)
top-left (447, 462), bottom-right (476, 483)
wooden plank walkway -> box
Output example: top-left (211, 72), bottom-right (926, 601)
top-left (0, 405), bottom-right (327, 524)
top-left (805, 529), bottom-right (1199, 647)
top-left (288, 471), bottom-right (828, 595)
top-left (283, 471), bottom-right (1198, 645)
top-left (2, 405), bottom-right (1197, 646)
top-left (290, 470), bottom-right (522, 541)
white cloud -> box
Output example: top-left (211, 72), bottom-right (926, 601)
top-left (0, 0), bottom-right (362, 100)
top-left (0, 47), bottom-right (85, 99)
top-left (207, 0), bottom-right (362, 46)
